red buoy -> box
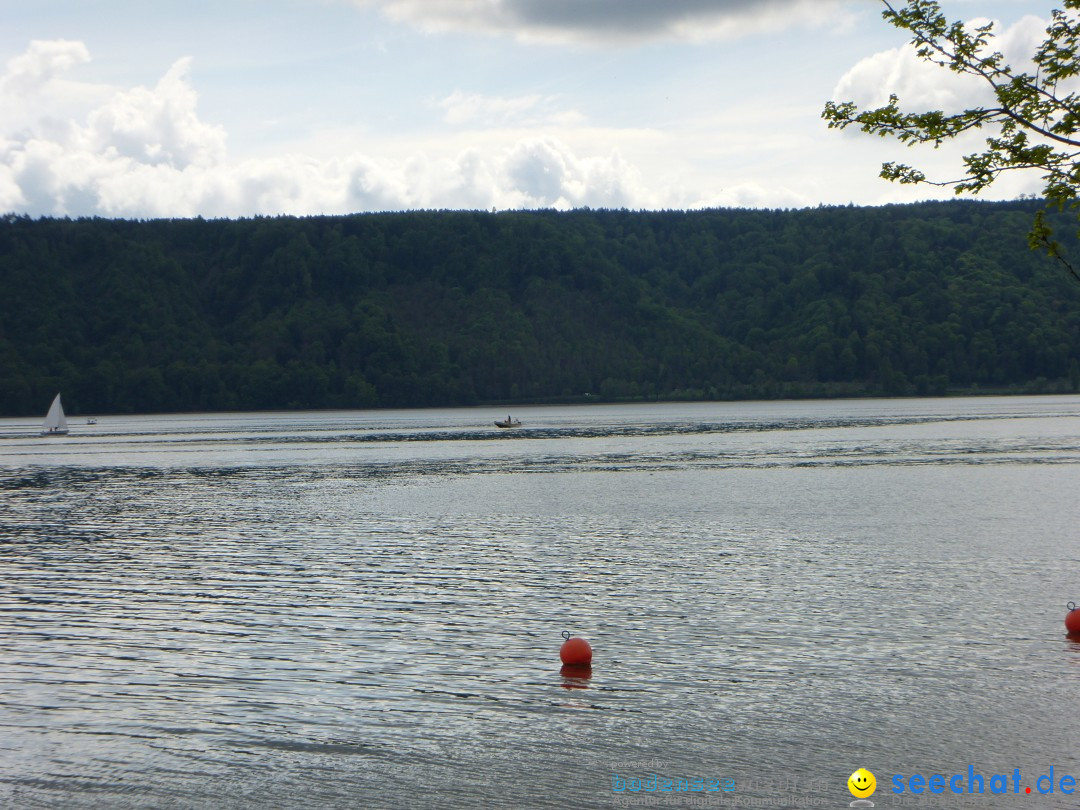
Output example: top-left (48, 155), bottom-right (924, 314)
top-left (1067, 602), bottom-right (1080, 636)
top-left (560, 631), bottom-right (593, 665)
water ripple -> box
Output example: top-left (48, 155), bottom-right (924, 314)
top-left (3, 399), bottom-right (1080, 808)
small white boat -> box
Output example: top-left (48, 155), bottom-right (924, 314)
top-left (86, 418), bottom-right (97, 425)
top-left (494, 416), bottom-right (522, 428)
top-left (41, 393), bottom-right (70, 436)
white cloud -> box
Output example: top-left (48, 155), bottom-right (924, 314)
top-left (1, 39), bottom-right (90, 95)
top-left (825, 11), bottom-right (1057, 203)
top-left (17, 9), bottom-right (1032, 222)
top-left (349, 0), bottom-right (852, 45)
top-left (695, 181), bottom-right (809, 210)
top-left (0, 40), bottom-right (669, 217)
top-left (505, 138), bottom-right (586, 207)
top-left (830, 13), bottom-right (1052, 111)
top-left (0, 42), bottom-right (231, 217)
top-left (78, 58), bottom-right (226, 169)
top-left (0, 147), bottom-right (24, 206)
top-left (2, 39), bottom-right (110, 143)
top-left (438, 91), bottom-right (547, 126)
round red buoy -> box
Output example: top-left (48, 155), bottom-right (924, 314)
top-left (1067, 602), bottom-right (1080, 636)
top-left (560, 631), bottom-right (593, 665)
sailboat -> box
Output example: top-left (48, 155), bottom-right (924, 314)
top-left (41, 393), bottom-right (69, 436)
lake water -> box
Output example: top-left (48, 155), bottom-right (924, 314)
top-left (2, 396), bottom-right (1080, 809)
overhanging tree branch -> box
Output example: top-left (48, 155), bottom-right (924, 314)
top-left (823, 0), bottom-right (1080, 275)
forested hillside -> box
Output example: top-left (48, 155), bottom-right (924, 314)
top-left (2, 200), bottom-right (1080, 416)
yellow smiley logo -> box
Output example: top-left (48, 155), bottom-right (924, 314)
top-left (848, 768), bottom-right (876, 798)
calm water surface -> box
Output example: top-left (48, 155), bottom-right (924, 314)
top-left (2, 397), bottom-right (1080, 809)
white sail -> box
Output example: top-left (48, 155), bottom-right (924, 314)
top-left (42, 393), bottom-right (69, 435)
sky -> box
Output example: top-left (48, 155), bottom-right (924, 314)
top-left (0, 0), bottom-right (1062, 218)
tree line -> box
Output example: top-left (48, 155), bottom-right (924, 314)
top-left (2, 200), bottom-right (1079, 416)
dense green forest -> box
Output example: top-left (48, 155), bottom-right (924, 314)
top-left (2, 200), bottom-right (1080, 416)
